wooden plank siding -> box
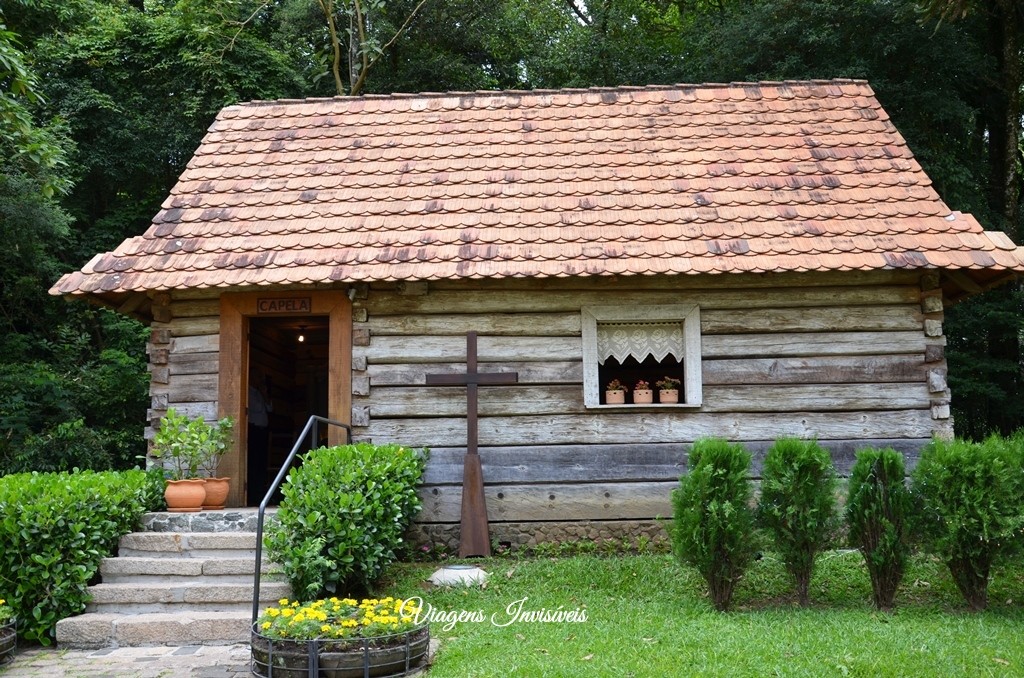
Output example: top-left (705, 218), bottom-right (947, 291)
top-left (145, 300), bottom-right (222, 440)
top-left (144, 271), bottom-right (950, 528)
top-left (348, 272), bottom-right (950, 528)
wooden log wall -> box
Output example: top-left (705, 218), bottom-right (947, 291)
top-left (350, 271), bottom-right (950, 531)
top-left (146, 294), bottom-right (221, 442)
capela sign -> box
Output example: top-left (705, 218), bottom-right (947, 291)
top-left (256, 297), bottom-right (311, 314)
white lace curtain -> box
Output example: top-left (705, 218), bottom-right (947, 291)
top-left (596, 322), bottom-right (683, 365)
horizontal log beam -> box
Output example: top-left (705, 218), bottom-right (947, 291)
top-left (362, 305), bottom-right (922, 337)
top-left (420, 438), bottom-right (930, 485)
top-left (366, 355), bottom-right (928, 387)
top-left (362, 409), bottom-right (937, 447)
top-left (357, 383), bottom-right (930, 417)
top-left (361, 331), bottom-right (927, 364)
top-left (418, 480), bottom-right (677, 523)
top-left (365, 286), bottom-right (921, 316)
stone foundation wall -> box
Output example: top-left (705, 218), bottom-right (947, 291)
top-left (408, 520), bottom-right (669, 554)
top-left (139, 509), bottom-right (276, 533)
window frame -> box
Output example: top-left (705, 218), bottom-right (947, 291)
top-left (581, 304), bottom-right (702, 409)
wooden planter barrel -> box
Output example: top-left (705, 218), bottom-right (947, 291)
top-left (0, 617), bottom-right (15, 666)
top-left (251, 623), bottom-right (429, 678)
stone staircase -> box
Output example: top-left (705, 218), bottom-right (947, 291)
top-left (56, 510), bottom-right (289, 649)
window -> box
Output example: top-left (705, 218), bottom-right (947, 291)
top-left (581, 304), bottom-right (702, 408)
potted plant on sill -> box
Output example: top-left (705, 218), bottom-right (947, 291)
top-left (633, 379), bottom-right (654, 404)
top-left (251, 597), bottom-right (430, 678)
top-left (152, 409), bottom-right (234, 512)
top-left (0, 598), bottom-right (14, 666)
top-left (656, 376), bottom-right (681, 404)
top-left (605, 379), bottom-right (628, 405)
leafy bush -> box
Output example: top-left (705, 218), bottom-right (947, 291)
top-left (671, 438), bottom-right (756, 611)
top-left (846, 447), bottom-right (911, 612)
top-left (911, 436), bottom-right (1024, 611)
top-left (757, 438), bottom-right (838, 606)
top-left (265, 443), bottom-right (427, 600)
top-left (0, 469), bottom-right (158, 643)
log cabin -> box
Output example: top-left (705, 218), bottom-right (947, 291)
top-left (50, 80), bottom-right (1024, 549)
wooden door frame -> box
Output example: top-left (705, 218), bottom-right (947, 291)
top-left (219, 290), bottom-right (352, 506)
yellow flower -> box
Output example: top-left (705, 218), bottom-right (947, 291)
top-left (262, 622), bottom-right (272, 630)
top-left (321, 625), bottom-right (332, 633)
top-left (267, 608), bottom-right (280, 617)
top-left (281, 608), bottom-right (294, 618)
top-left (278, 598), bottom-right (290, 606)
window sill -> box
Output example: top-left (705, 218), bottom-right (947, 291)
top-left (587, 403), bottom-right (702, 410)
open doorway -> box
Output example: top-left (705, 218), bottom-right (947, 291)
top-left (246, 316), bottom-right (329, 505)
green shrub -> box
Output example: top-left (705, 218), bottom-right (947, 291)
top-left (846, 447), bottom-right (911, 612)
top-left (0, 469), bottom-right (157, 643)
top-left (757, 438), bottom-right (838, 606)
top-left (265, 443), bottom-right (427, 600)
top-left (671, 438), bottom-right (755, 611)
top-left (911, 436), bottom-right (1024, 611)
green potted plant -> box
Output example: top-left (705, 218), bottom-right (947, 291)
top-left (0, 598), bottom-right (15, 665)
top-left (656, 376), bottom-right (681, 403)
top-left (633, 379), bottom-right (653, 404)
top-left (605, 379), bottom-right (628, 405)
top-left (251, 597), bottom-right (429, 678)
top-left (152, 409), bottom-right (234, 512)
top-left (197, 416), bottom-right (235, 510)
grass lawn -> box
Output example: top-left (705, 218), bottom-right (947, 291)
top-left (380, 551), bottom-right (1024, 677)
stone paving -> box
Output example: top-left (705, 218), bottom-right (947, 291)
top-left (0, 643), bottom-right (253, 677)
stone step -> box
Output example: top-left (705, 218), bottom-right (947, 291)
top-left (138, 508), bottom-right (277, 534)
top-left (118, 532), bottom-right (263, 558)
top-left (85, 582), bottom-right (290, 614)
top-left (99, 557), bottom-right (283, 584)
top-left (56, 610), bottom-right (257, 649)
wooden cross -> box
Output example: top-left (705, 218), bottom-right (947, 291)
top-left (425, 332), bottom-right (518, 557)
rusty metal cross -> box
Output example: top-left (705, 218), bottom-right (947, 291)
top-left (425, 332), bottom-right (518, 557)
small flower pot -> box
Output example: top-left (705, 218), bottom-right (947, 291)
top-left (164, 478), bottom-right (207, 513)
top-left (0, 617), bottom-right (15, 666)
top-left (605, 390), bottom-right (626, 405)
top-left (202, 477), bottom-right (231, 510)
top-left (633, 389), bottom-right (653, 404)
top-left (658, 389), bottom-right (679, 404)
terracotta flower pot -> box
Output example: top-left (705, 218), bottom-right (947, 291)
top-left (164, 478), bottom-right (207, 513)
top-left (605, 390), bottom-right (626, 404)
top-left (633, 389), bottom-right (653, 404)
top-left (202, 478), bottom-right (231, 510)
top-left (659, 389), bottom-right (679, 404)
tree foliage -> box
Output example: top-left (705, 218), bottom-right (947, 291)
top-left (0, 0), bottom-right (1022, 467)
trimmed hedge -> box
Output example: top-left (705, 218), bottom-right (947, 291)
top-left (671, 438), bottom-right (756, 611)
top-left (912, 435), bottom-right (1024, 611)
top-left (846, 447), bottom-right (911, 612)
top-left (265, 443), bottom-right (427, 600)
top-left (757, 438), bottom-right (838, 606)
top-left (0, 469), bottom-right (161, 643)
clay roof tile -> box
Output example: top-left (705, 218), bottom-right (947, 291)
top-left (49, 81), bottom-right (1024, 297)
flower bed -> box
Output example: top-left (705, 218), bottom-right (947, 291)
top-left (251, 598), bottom-right (429, 678)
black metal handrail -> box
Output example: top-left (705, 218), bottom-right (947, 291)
top-left (252, 415), bottom-right (352, 623)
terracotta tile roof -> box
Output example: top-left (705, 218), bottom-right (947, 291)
top-left (51, 80), bottom-right (1024, 299)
